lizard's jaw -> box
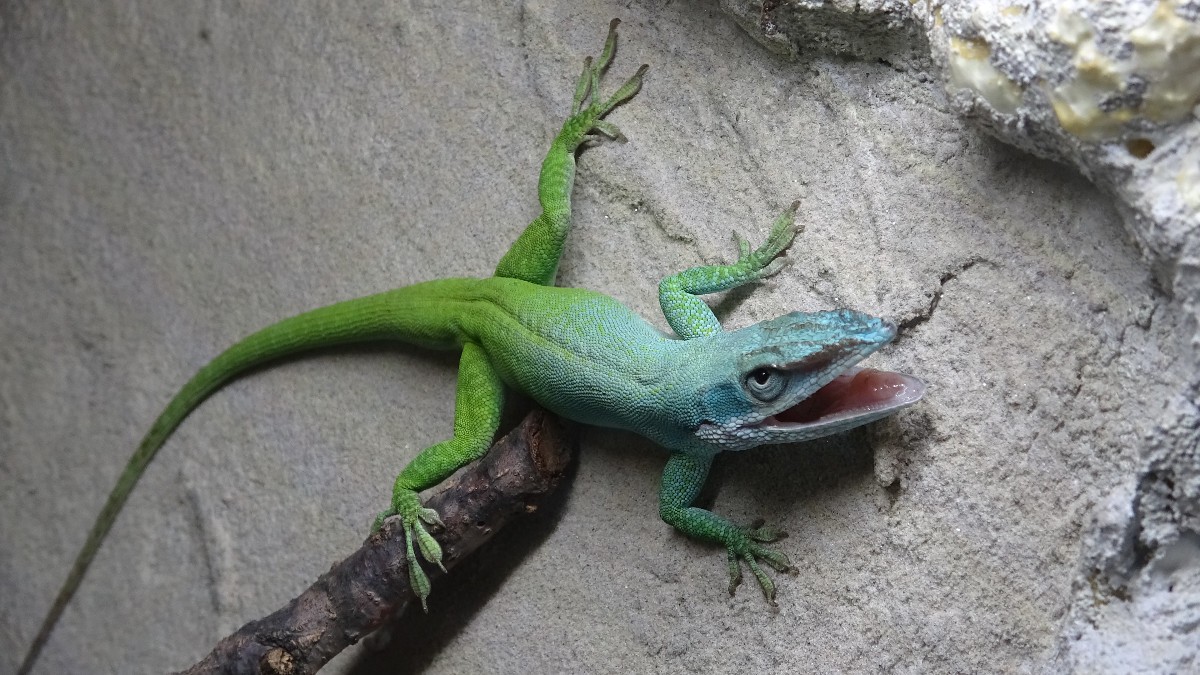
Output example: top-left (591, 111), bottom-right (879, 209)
top-left (756, 367), bottom-right (925, 436)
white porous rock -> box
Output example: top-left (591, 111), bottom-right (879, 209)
top-left (931, 0), bottom-right (1199, 296)
top-left (721, 0), bottom-right (1198, 293)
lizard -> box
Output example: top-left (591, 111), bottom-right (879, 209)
top-left (18, 19), bottom-right (925, 674)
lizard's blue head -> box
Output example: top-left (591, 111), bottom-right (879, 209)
top-left (680, 309), bottom-right (925, 453)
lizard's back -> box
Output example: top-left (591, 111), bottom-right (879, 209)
top-left (414, 276), bottom-right (682, 430)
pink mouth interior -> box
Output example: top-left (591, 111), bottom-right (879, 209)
top-left (775, 368), bottom-right (922, 425)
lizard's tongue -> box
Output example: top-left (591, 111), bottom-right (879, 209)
top-left (775, 368), bottom-right (923, 424)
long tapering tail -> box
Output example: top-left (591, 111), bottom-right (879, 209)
top-left (18, 281), bottom-right (462, 674)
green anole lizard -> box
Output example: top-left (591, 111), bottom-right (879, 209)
top-left (18, 20), bottom-right (925, 673)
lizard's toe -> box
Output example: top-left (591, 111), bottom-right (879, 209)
top-left (375, 489), bottom-right (447, 610)
top-left (725, 522), bottom-right (796, 605)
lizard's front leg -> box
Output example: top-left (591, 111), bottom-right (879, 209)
top-left (658, 453), bottom-right (797, 603)
top-left (657, 202), bottom-right (801, 338)
top-left (494, 18), bottom-right (648, 287)
top-left (373, 342), bottom-right (503, 608)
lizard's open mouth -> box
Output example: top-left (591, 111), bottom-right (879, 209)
top-left (765, 367), bottom-right (925, 429)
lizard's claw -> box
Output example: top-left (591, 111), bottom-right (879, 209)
top-left (563, 18), bottom-right (648, 147)
top-left (733, 201), bottom-right (803, 281)
top-left (373, 490), bottom-right (446, 611)
top-left (725, 520), bottom-right (797, 606)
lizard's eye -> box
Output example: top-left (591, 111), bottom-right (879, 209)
top-left (744, 368), bottom-right (787, 402)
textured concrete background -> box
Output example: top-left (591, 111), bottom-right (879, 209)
top-left (1, 1), bottom-right (1192, 673)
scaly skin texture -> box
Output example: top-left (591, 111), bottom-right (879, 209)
top-left (19, 20), bottom-right (924, 674)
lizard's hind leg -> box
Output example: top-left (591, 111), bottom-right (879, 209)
top-left (372, 342), bottom-right (504, 609)
top-left (494, 19), bottom-right (648, 287)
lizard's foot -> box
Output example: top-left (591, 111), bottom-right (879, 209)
top-left (373, 490), bottom-right (445, 610)
top-left (725, 519), bottom-right (797, 605)
top-left (561, 18), bottom-right (648, 146)
top-left (731, 201), bottom-right (803, 281)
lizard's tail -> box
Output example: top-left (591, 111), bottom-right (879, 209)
top-left (18, 282), bottom-right (459, 674)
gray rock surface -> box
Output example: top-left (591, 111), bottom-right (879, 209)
top-left (725, 2), bottom-right (1200, 670)
top-left (1, 1), bottom-right (1195, 673)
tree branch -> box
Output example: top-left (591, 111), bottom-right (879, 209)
top-left (180, 408), bottom-right (576, 675)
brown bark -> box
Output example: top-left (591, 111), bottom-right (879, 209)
top-left (180, 408), bottom-right (576, 675)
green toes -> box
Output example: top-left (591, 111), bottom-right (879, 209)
top-left (562, 18), bottom-right (648, 146)
top-left (374, 490), bottom-right (446, 611)
top-left (725, 520), bottom-right (797, 605)
top-left (732, 201), bottom-right (802, 281)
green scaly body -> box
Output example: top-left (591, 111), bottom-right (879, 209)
top-left (19, 21), bottom-right (924, 674)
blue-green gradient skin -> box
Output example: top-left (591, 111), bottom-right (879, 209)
top-left (20, 20), bottom-right (923, 674)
